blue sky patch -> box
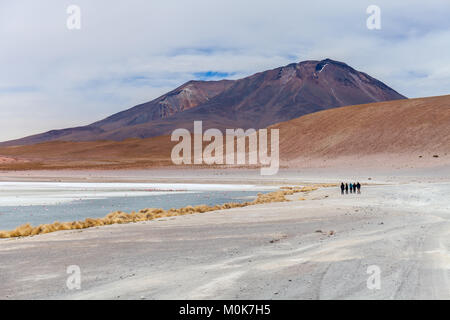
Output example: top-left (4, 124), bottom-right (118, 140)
top-left (193, 71), bottom-right (234, 80)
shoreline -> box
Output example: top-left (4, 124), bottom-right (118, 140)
top-left (0, 185), bottom-right (321, 239)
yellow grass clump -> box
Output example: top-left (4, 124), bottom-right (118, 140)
top-left (0, 185), bottom-right (319, 239)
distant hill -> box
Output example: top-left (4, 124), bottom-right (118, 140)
top-left (1, 58), bottom-right (405, 146)
top-left (273, 94), bottom-right (450, 167)
top-left (1, 95), bottom-right (448, 171)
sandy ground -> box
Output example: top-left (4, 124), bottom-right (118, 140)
top-left (0, 157), bottom-right (22, 164)
top-left (0, 169), bottom-right (449, 299)
top-left (1, 165), bottom-right (450, 184)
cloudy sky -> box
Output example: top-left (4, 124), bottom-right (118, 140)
top-left (1, 0), bottom-right (449, 141)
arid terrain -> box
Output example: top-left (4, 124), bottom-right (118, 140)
top-left (0, 94), bottom-right (448, 171)
top-left (0, 83), bottom-right (448, 300)
top-left (0, 168), bottom-right (449, 299)
top-left (2, 0), bottom-right (449, 302)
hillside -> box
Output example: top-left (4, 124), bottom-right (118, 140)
top-left (274, 94), bottom-right (450, 167)
top-left (0, 95), bottom-right (448, 170)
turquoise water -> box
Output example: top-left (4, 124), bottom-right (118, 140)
top-left (0, 189), bottom-right (269, 230)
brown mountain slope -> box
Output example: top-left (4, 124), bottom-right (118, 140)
top-left (0, 79), bottom-right (233, 147)
top-left (0, 136), bottom-right (176, 170)
top-left (273, 94), bottom-right (450, 167)
top-left (1, 59), bottom-right (405, 146)
top-left (0, 95), bottom-right (448, 170)
top-left (91, 80), bottom-right (234, 132)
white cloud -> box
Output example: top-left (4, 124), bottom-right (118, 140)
top-left (0, 0), bottom-right (449, 141)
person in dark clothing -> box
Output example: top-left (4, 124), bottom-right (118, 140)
top-left (349, 183), bottom-right (353, 194)
top-left (345, 183), bottom-right (349, 194)
top-left (353, 183), bottom-right (357, 193)
top-left (356, 182), bottom-right (361, 194)
top-left (340, 183), bottom-right (345, 194)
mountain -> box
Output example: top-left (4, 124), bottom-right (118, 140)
top-left (1, 58), bottom-right (406, 146)
top-left (0, 95), bottom-right (448, 171)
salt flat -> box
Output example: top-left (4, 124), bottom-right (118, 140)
top-left (0, 174), bottom-right (449, 299)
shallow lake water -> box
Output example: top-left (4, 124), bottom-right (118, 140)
top-left (0, 182), bottom-right (275, 230)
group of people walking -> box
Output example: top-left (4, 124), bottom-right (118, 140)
top-left (340, 182), bottom-right (361, 194)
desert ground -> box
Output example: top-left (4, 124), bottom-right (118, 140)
top-left (0, 167), bottom-right (449, 299)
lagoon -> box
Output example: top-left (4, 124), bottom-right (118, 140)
top-left (0, 182), bottom-right (275, 230)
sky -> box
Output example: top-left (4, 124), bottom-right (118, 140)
top-left (0, 0), bottom-right (450, 141)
